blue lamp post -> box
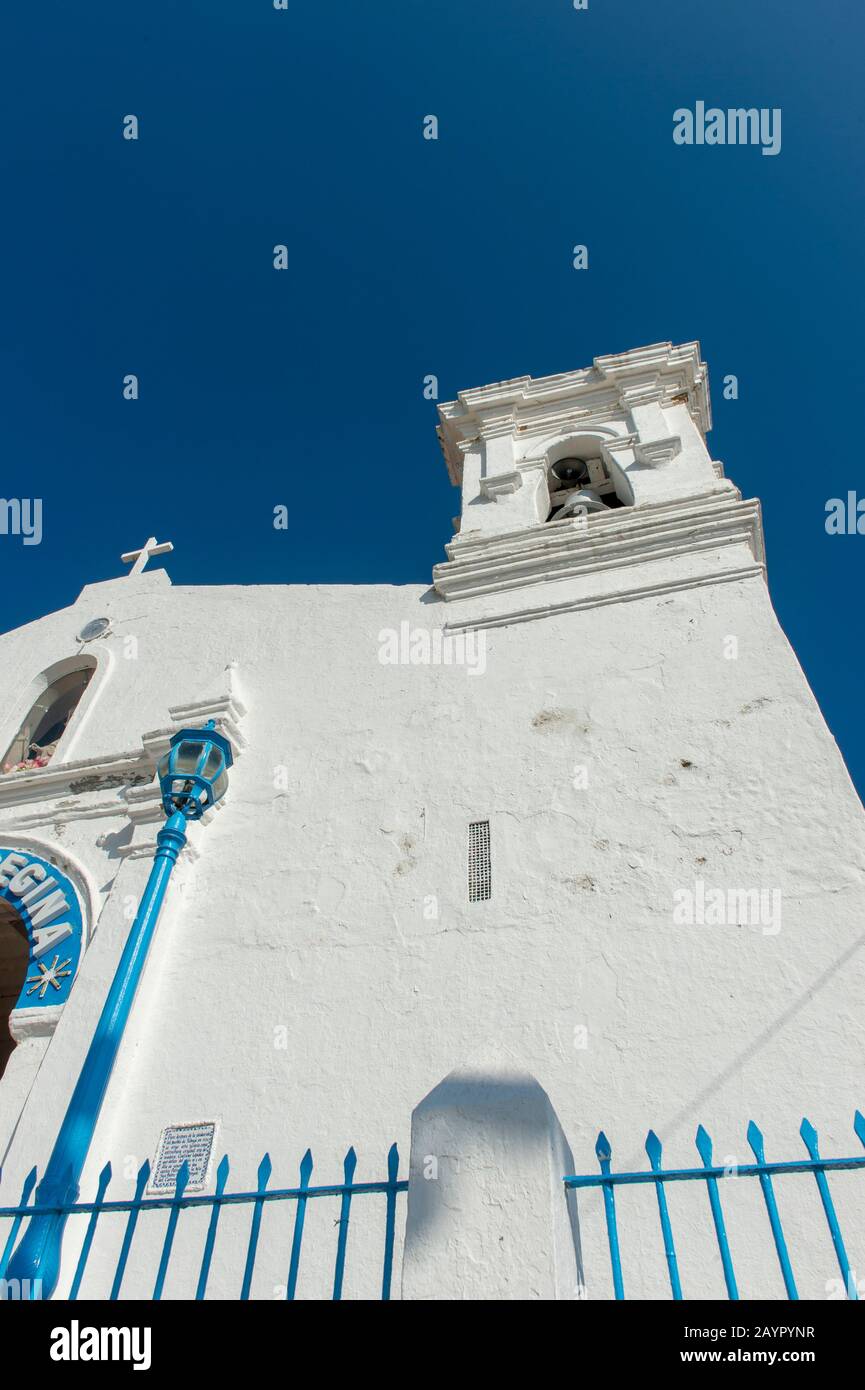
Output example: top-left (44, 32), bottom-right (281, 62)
top-left (4, 721), bottom-right (232, 1300)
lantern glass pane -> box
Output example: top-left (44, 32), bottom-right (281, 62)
top-left (174, 741), bottom-right (202, 774)
top-left (203, 747), bottom-right (224, 781)
top-left (156, 752), bottom-right (171, 781)
top-left (212, 770), bottom-right (228, 802)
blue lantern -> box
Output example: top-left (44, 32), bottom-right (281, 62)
top-left (157, 720), bottom-right (233, 819)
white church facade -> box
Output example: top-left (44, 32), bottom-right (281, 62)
top-left (1, 340), bottom-right (864, 1301)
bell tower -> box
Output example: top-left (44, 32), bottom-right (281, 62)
top-left (433, 341), bottom-right (764, 627)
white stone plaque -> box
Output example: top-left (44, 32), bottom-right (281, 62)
top-left (149, 1121), bottom-right (217, 1193)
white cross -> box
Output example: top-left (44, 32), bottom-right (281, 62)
top-left (120, 536), bottom-right (174, 577)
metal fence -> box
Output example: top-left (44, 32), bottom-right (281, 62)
top-left (564, 1112), bottom-right (865, 1300)
top-left (0, 1143), bottom-right (407, 1301)
top-left (9, 1112), bottom-right (864, 1301)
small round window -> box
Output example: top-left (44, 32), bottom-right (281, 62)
top-left (77, 617), bottom-right (111, 643)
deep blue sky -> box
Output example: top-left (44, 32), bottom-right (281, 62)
top-left (2, 2), bottom-right (864, 793)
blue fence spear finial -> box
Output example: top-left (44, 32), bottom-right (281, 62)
top-left (645, 1129), bottom-right (663, 1168)
top-left (695, 1124), bottom-right (713, 1165)
top-left (747, 1121), bottom-right (766, 1163)
top-left (799, 1117), bottom-right (819, 1159)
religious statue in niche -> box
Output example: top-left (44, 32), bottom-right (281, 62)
top-left (5, 736), bottom-right (60, 774)
top-left (1, 666), bottom-right (94, 774)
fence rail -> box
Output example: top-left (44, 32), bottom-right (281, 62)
top-left (564, 1111), bottom-right (865, 1301)
top-left (0, 1144), bottom-right (408, 1301)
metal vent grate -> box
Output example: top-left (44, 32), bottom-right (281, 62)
top-left (468, 820), bottom-right (491, 902)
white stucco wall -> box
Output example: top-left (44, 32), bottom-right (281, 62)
top-left (1, 345), bottom-right (863, 1301)
top-left (0, 560), bottom-right (862, 1300)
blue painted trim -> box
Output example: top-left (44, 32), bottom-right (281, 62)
top-left (0, 849), bottom-right (85, 1011)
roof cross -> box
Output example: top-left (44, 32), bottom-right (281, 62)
top-left (120, 536), bottom-right (174, 577)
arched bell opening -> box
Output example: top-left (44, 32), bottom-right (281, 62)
top-left (539, 432), bottom-right (632, 523)
top-left (546, 452), bottom-right (626, 522)
top-left (0, 899), bottom-right (31, 1079)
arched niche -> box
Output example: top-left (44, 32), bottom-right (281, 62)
top-left (1, 654), bottom-right (99, 773)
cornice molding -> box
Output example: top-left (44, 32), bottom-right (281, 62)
top-left (437, 342), bottom-right (710, 486)
top-left (433, 492), bottom-right (764, 608)
top-left (617, 375), bottom-right (663, 407)
top-left (0, 747), bottom-right (153, 812)
top-left (443, 564), bottom-right (765, 635)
